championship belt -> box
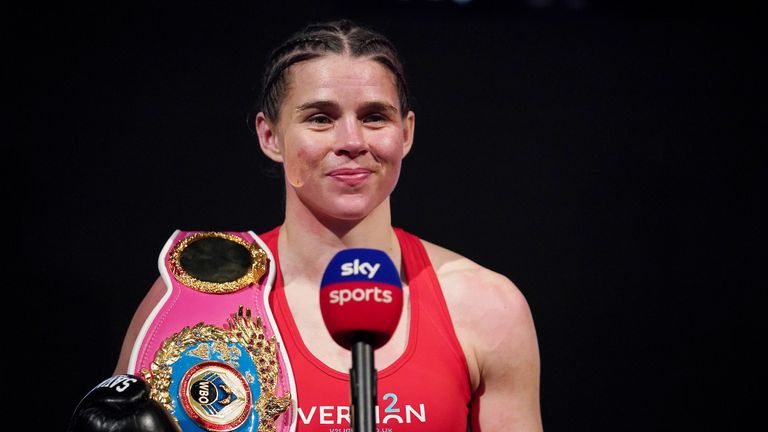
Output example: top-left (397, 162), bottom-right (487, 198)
top-left (128, 231), bottom-right (297, 432)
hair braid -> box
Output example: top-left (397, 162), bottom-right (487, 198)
top-left (255, 20), bottom-right (410, 123)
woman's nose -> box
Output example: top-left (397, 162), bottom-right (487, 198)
top-left (334, 117), bottom-right (367, 158)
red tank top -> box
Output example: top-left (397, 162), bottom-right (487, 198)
top-left (261, 227), bottom-right (471, 432)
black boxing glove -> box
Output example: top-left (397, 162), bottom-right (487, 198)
top-left (68, 374), bottom-right (181, 432)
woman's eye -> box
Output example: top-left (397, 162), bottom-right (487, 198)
top-left (308, 114), bottom-right (332, 125)
top-left (364, 114), bottom-right (387, 123)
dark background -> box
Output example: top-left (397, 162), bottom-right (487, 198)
top-left (13, 0), bottom-right (762, 430)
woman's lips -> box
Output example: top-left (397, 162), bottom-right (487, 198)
top-left (327, 168), bottom-right (372, 186)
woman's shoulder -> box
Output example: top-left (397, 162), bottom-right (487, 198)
top-left (418, 236), bottom-right (533, 340)
top-left (416, 235), bottom-right (532, 330)
top-left (418, 237), bottom-right (521, 298)
top-left (417, 236), bottom-right (536, 392)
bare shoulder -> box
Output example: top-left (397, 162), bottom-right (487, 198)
top-left (421, 238), bottom-right (532, 324)
top-left (420, 238), bottom-right (542, 429)
top-left (420, 238), bottom-right (538, 387)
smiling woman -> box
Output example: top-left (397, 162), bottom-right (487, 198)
top-left (103, 19), bottom-right (542, 432)
top-left (256, 54), bottom-right (414, 221)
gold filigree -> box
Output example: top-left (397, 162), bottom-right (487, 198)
top-left (187, 343), bottom-right (210, 359)
top-left (168, 232), bottom-right (268, 294)
top-left (142, 323), bottom-right (229, 413)
top-left (212, 339), bottom-right (242, 363)
top-left (256, 390), bottom-right (293, 432)
top-left (142, 307), bottom-right (291, 431)
top-left (227, 307), bottom-right (292, 431)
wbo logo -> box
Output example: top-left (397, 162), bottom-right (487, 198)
top-left (340, 259), bottom-right (381, 279)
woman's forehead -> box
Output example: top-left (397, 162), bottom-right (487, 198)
top-left (284, 55), bottom-right (399, 103)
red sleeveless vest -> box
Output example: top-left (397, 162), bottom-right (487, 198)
top-left (262, 227), bottom-right (471, 431)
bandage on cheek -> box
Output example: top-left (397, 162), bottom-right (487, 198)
top-left (283, 141), bottom-right (312, 188)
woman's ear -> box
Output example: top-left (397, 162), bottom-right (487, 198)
top-left (402, 110), bottom-right (415, 158)
top-left (255, 112), bottom-right (283, 163)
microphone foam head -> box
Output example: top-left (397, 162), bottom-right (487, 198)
top-left (320, 248), bottom-right (403, 349)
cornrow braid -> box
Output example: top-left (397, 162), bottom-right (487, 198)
top-left (257, 19), bottom-right (410, 123)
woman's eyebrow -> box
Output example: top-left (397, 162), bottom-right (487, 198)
top-left (295, 100), bottom-right (338, 113)
top-left (295, 100), bottom-right (398, 114)
top-left (360, 101), bottom-right (398, 114)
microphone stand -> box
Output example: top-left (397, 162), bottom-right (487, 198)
top-left (350, 340), bottom-right (376, 432)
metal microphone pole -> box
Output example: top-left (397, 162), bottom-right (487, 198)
top-left (350, 340), bottom-right (376, 432)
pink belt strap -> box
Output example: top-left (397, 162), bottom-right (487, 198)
top-left (127, 230), bottom-right (297, 432)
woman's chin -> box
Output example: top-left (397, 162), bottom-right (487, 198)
top-left (318, 198), bottom-right (383, 223)
top-left (294, 188), bottom-right (390, 224)
top-left (326, 207), bottom-right (373, 222)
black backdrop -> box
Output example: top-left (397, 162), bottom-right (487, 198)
top-left (13, 1), bottom-right (762, 430)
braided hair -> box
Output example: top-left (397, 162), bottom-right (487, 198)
top-left (258, 20), bottom-right (410, 123)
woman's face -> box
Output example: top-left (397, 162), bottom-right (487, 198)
top-left (258, 54), bottom-right (415, 222)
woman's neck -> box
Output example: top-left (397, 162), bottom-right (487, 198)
top-left (278, 196), bottom-right (401, 282)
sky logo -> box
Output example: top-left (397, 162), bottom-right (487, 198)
top-left (340, 259), bottom-right (381, 279)
top-left (322, 249), bottom-right (401, 287)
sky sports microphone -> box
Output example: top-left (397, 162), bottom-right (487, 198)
top-left (320, 248), bottom-right (403, 432)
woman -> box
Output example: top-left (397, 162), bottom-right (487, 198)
top-left (116, 20), bottom-right (542, 431)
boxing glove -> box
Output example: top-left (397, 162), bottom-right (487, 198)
top-left (68, 374), bottom-right (180, 432)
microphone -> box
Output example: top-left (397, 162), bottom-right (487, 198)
top-left (319, 249), bottom-right (403, 432)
